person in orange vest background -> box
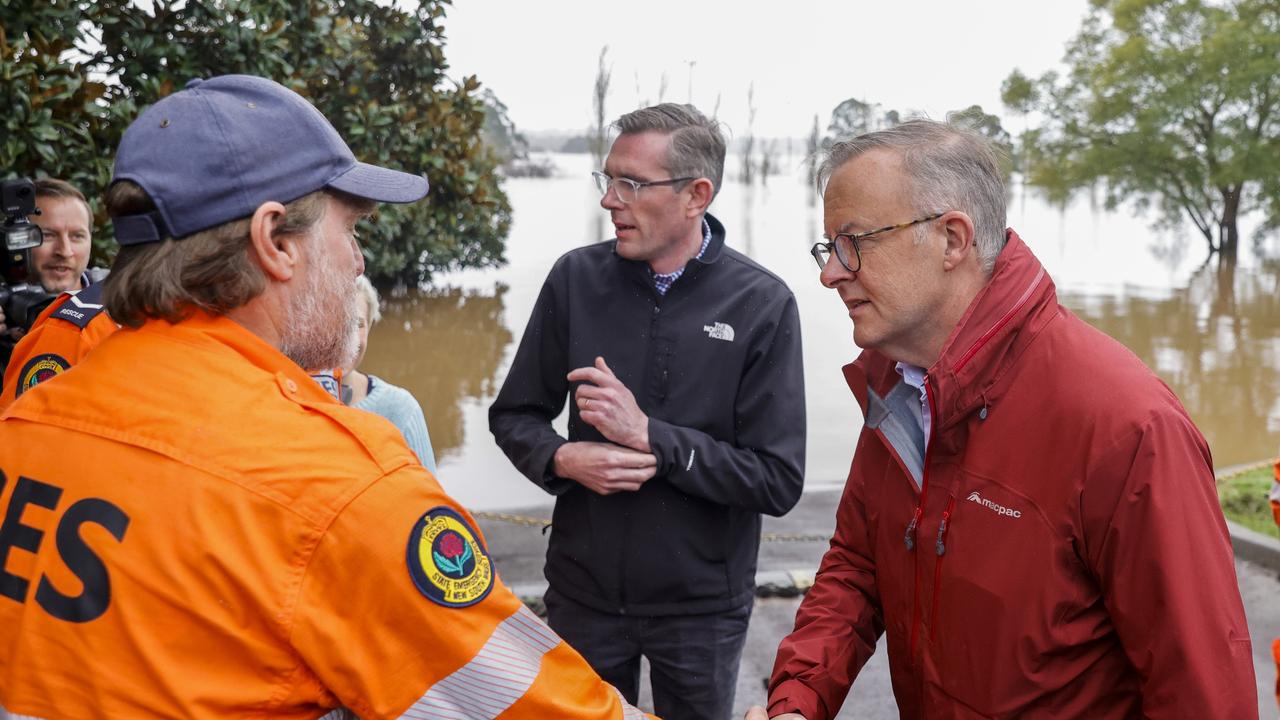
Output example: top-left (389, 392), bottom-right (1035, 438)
top-left (0, 276), bottom-right (117, 412)
top-left (0, 178), bottom-right (114, 396)
top-left (0, 74), bottom-right (652, 720)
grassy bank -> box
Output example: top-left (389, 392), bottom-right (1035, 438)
top-left (1218, 464), bottom-right (1279, 540)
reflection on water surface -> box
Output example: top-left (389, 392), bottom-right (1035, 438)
top-left (361, 153), bottom-right (1280, 510)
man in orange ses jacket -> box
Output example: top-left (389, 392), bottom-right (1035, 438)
top-left (0, 74), bottom-right (651, 720)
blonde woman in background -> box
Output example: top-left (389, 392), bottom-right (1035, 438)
top-left (344, 275), bottom-right (438, 474)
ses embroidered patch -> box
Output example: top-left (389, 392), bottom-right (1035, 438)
top-left (16, 353), bottom-right (71, 398)
top-left (406, 506), bottom-right (494, 608)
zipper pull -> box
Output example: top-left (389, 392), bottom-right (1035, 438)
top-left (904, 507), bottom-right (922, 552)
top-left (935, 510), bottom-right (951, 556)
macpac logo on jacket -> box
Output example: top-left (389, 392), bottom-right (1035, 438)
top-left (965, 491), bottom-right (1022, 518)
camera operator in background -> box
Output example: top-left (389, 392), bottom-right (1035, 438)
top-left (0, 178), bottom-right (114, 405)
top-left (0, 178), bottom-right (97, 333)
top-left (29, 179), bottom-right (97, 293)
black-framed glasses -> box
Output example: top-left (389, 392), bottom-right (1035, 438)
top-left (592, 171), bottom-right (695, 204)
top-left (810, 212), bottom-right (945, 272)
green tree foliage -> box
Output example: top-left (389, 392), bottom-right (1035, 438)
top-left (479, 88), bottom-right (528, 165)
top-left (822, 99), bottom-right (1013, 183)
top-left (946, 104), bottom-right (1015, 179)
top-left (999, 69), bottom-right (1039, 117)
top-left (825, 98), bottom-right (885, 141)
top-left (1005, 0), bottom-right (1279, 260)
top-left (1000, 69), bottom-right (1040, 182)
top-left (1, 0), bottom-right (510, 284)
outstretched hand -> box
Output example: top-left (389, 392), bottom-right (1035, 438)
top-left (568, 356), bottom-right (650, 451)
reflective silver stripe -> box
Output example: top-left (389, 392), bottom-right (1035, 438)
top-left (399, 604), bottom-right (558, 719)
top-left (0, 704), bottom-right (45, 720)
top-left (67, 292), bottom-right (103, 310)
top-left (615, 688), bottom-right (647, 720)
top-left (0, 613), bottom-right (637, 720)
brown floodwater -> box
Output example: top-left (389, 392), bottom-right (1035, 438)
top-left (362, 153), bottom-right (1280, 510)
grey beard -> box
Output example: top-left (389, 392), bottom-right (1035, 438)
top-left (280, 268), bottom-right (358, 372)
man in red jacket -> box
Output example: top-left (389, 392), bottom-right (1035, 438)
top-left (748, 120), bottom-right (1256, 719)
top-left (1272, 457), bottom-right (1280, 711)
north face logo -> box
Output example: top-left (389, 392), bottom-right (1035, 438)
top-left (702, 322), bottom-right (735, 342)
top-left (966, 491), bottom-right (1022, 518)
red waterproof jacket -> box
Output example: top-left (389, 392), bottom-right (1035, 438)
top-left (768, 231), bottom-right (1256, 719)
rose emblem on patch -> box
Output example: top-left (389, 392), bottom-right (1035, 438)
top-left (432, 530), bottom-right (474, 577)
top-left (17, 353), bottom-right (71, 398)
top-left (406, 506), bottom-right (494, 608)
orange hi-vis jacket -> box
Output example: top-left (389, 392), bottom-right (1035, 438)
top-left (0, 313), bottom-right (652, 720)
top-left (0, 281), bottom-right (117, 412)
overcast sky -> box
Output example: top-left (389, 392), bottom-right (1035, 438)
top-left (441, 0), bottom-right (1093, 139)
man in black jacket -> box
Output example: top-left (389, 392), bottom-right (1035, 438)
top-left (489, 103), bottom-right (806, 720)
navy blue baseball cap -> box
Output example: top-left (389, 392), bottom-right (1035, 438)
top-left (111, 74), bottom-right (429, 246)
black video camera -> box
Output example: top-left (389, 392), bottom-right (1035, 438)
top-left (1, 178), bottom-right (56, 331)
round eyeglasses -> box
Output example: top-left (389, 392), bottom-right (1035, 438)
top-left (810, 212), bottom-right (945, 272)
top-left (592, 171), bottom-right (695, 204)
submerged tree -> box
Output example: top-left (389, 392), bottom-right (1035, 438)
top-left (805, 114), bottom-right (820, 191)
top-left (740, 82), bottom-right (757, 184)
top-left (999, 68), bottom-right (1039, 177)
top-left (589, 45), bottom-right (612, 170)
top-left (1, 0), bottom-right (512, 284)
top-left (1006, 0), bottom-right (1280, 260)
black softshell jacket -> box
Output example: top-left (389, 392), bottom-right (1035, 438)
top-left (489, 214), bottom-right (806, 615)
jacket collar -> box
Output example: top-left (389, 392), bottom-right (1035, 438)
top-left (845, 229), bottom-right (1059, 433)
top-left (693, 212), bottom-right (727, 265)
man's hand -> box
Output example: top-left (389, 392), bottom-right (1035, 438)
top-left (568, 356), bottom-right (649, 451)
top-left (553, 441), bottom-right (657, 495)
top-left (744, 707), bottom-right (804, 720)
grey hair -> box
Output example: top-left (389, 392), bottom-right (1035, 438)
top-left (355, 274), bottom-right (382, 324)
top-left (816, 119), bottom-right (1008, 276)
top-left (613, 103), bottom-right (726, 200)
